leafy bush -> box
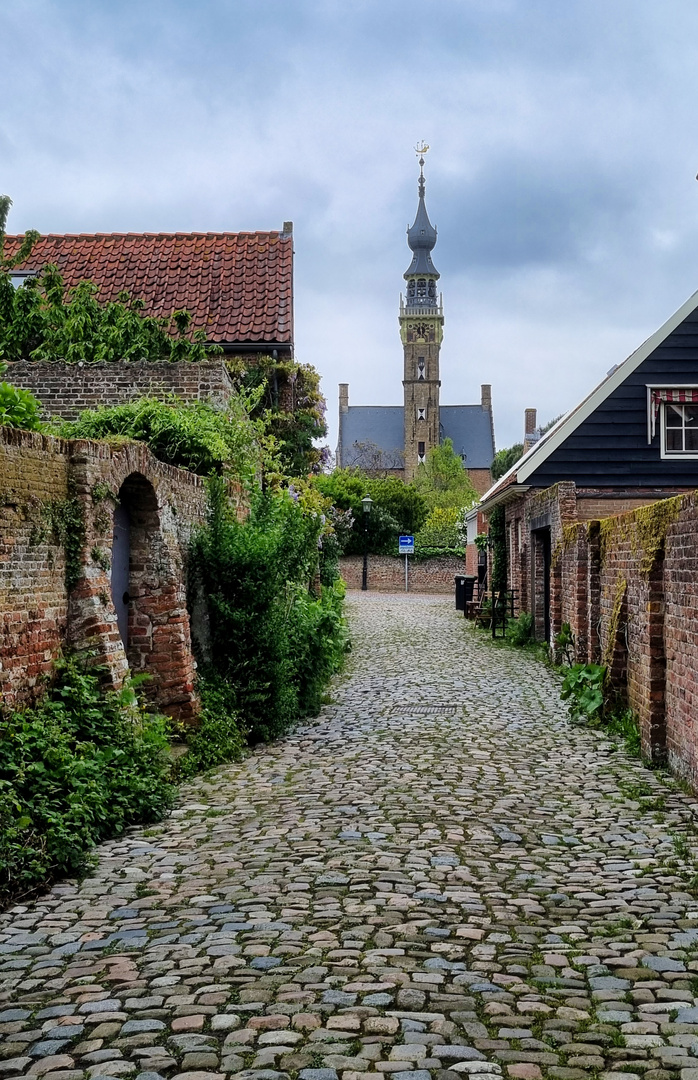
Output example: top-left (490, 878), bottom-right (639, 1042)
top-left (0, 380), bottom-right (43, 430)
top-left (506, 611), bottom-right (533, 647)
top-left (312, 469), bottom-right (427, 555)
top-left (560, 663), bottom-right (606, 723)
top-left (0, 263), bottom-right (222, 364)
top-left (0, 656), bottom-right (174, 904)
top-left (413, 438), bottom-right (479, 511)
top-left (176, 674), bottom-right (246, 778)
top-left (415, 505), bottom-right (463, 552)
top-left (191, 480), bottom-right (348, 743)
top-left (55, 395), bottom-right (262, 483)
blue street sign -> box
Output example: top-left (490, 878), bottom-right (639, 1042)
top-left (399, 535), bottom-right (415, 554)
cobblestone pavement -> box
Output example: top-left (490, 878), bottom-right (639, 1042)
top-left (4, 593), bottom-right (698, 1080)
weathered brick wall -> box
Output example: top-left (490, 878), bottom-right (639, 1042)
top-left (553, 492), bottom-right (698, 778)
top-left (0, 429), bottom-right (71, 706)
top-left (663, 495), bottom-right (698, 784)
top-left (6, 360), bottom-right (235, 420)
top-left (339, 554), bottom-right (465, 594)
top-left (0, 426), bottom-right (214, 721)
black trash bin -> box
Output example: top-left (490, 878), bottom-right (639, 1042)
top-left (455, 575), bottom-right (467, 611)
top-left (463, 575), bottom-right (476, 605)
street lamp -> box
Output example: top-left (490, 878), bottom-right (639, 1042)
top-left (361, 494), bottom-right (373, 591)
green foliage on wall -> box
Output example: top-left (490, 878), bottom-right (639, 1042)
top-left (0, 656), bottom-right (174, 904)
top-left (489, 503), bottom-right (507, 592)
top-left (55, 395), bottom-right (264, 486)
top-left (191, 479), bottom-right (348, 744)
top-left (0, 377), bottom-right (43, 430)
top-left (233, 357), bottom-right (329, 478)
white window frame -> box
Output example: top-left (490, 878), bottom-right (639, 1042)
top-left (646, 384), bottom-right (698, 458)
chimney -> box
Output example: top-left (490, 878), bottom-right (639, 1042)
top-left (481, 384), bottom-right (491, 411)
top-left (282, 221), bottom-right (293, 236)
top-left (339, 383), bottom-right (349, 413)
top-left (523, 408), bottom-right (538, 452)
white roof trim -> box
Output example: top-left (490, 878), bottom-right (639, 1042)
top-left (511, 287), bottom-right (698, 484)
top-left (478, 484), bottom-right (531, 514)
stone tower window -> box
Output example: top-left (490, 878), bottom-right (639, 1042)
top-left (418, 441), bottom-right (426, 464)
top-left (417, 279), bottom-right (427, 299)
top-left (417, 407), bottom-right (426, 421)
top-left (417, 357), bottom-right (425, 380)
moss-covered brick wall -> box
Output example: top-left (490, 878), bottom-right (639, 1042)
top-left (0, 426), bottom-right (211, 721)
top-left (5, 359), bottom-right (235, 420)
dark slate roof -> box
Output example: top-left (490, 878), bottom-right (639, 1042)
top-left (339, 406), bottom-right (405, 467)
top-left (441, 405), bottom-right (495, 468)
top-left (338, 404), bottom-right (494, 470)
top-left (4, 230), bottom-right (293, 346)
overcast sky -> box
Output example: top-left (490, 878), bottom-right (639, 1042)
top-left (4, 0), bottom-right (698, 453)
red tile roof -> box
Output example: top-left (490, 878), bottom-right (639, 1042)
top-left (4, 230), bottom-right (293, 347)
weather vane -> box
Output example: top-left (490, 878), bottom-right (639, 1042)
top-left (415, 142), bottom-right (429, 196)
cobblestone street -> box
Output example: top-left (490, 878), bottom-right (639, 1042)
top-left (4, 592), bottom-right (698, 1080)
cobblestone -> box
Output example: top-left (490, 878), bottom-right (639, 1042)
top-left (4, 594), bottom-right (698, 1080)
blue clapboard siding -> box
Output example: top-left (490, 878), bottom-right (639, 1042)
top-left (530, 305), bottom-right (698, 489)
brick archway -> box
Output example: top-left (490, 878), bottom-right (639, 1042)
top-left (115, 471), bottom-right (198, 721)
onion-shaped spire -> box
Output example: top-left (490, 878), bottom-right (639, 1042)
top-left (405, 143), bottom-right (439, 279)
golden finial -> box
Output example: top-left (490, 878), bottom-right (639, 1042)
top-left (415, 141), bottom-right (430, 158)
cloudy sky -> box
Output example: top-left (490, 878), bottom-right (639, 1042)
top-left (4, 0), bottom-right (698, 452)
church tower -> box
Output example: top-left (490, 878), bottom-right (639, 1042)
top-left (400, 144), bottom-right (443, 480)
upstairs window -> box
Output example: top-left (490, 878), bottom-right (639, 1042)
top-left (418, 440), bottom-right (426, 465)
top-left (417, 357), bottom-right (425, 380)
top-left (649, 388), bottom-right (698, 458)
top-left (664, 402), bottom-right (698, 455)
top-left (417, 407), bottom-right (426, 421)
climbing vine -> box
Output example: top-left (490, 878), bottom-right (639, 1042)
top-left (603, 576), bottom-right (627, 674)
top-left (489, 504), bottom-right (507, 592)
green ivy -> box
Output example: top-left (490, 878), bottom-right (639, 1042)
top-left (489, 504), bottom-right (507, 592)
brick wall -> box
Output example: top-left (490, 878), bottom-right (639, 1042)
top-left (0, 429), bottom-right (71, 706)
top-left (339, 554), bottom-right (465, 594)
top-left (500, 481), bottom-right (698, 785)
top-left (6, 360), bottom-right (235, 420)
top-left (0, 426), bottom-right (215, 721)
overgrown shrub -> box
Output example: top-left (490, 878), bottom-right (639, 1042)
top-left (191, 479), bottom-right (348, 743)
top-left (176, 674), bottom-right (246, 778)
top-left (506, 611), bottom-right (533, 647)
top-left (0, 656), bottom-right (174, 904)
top-left (55, 395), bottom-right (262, 483)
top-left (313, 469), bottom-right (427, 554)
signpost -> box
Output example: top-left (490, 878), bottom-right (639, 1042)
top-left (398, 535), bottom-right (414, 592)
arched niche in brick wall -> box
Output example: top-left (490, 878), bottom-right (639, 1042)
top-left (112, 472), bottom-right (198, 721)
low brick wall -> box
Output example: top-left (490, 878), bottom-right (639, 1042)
top-left (0, 426), bottom-right (221, 720)
top-left (339, 554), bottom-right (464, 594)
top-left (6, 359), bottom-right (235, 420)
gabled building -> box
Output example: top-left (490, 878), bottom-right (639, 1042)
top-left (336, 152), bottom-right (495, 492)
top-left (473, 287), bottom-right (698, 639)
top-left (4, 226), bottom-right (294, 358)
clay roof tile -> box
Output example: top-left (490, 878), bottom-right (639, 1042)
top-left (4, 230), bottom-right (293, 345)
